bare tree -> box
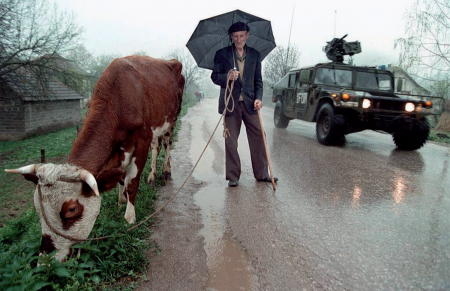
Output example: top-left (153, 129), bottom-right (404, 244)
top-left (166, 48), bottom-right (206, 94)
top-left (70, 53), bottom-right (119, 98)
top-left (395, 0), bottom-right (450, 77)
top-left (66, 45), bottom-right (94, 73)
top-left (54, 44), bottom-right (95, 96)
top-left (431, 78), bottom-right (450, 99)
top-left (0, 0), bottom-right (83, 94)
top-left (60, 51), bottom-right (120, 104)
top-left (263, 44), bottom-right (301, 87)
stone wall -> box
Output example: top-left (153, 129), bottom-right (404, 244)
top-left (0, 88), bottom-right (25, 140)
top-left (23, 100), bottom-right (81, 138)
top-left (0, 97), bottom-right (81, 141)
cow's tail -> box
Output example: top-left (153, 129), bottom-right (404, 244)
top-left (168, 59), bottom-right (185, 117)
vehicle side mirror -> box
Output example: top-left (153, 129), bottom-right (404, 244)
top-left (300, 70), bottom-right (311, 83)
top-left (397, 78), bottom-right (403, 92)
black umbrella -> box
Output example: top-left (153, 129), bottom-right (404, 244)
top-left (186, 9), bottom-right (276, 70)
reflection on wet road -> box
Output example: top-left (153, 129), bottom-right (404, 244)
top-left (188, 108), bottom-right (257, 291)
top-left (186, 99), bottom-right (450, 290)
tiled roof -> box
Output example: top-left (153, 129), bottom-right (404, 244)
top-left (1, 70), bottom-right (85, 101)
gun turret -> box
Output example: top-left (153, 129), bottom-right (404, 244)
top-left (323, 34), bottom-right (361, 63)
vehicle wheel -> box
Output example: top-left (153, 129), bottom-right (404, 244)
top-left (274, 101), bottom-right (290, 129)
top-left (316, 103), bottom-right (345, 145)
top-left (393, 118), bottom-right (430, 150)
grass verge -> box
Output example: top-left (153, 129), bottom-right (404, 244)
top-left (429, 129), bottom-right (450, 144)
top-left (0, 96), bottom-right (197, 290)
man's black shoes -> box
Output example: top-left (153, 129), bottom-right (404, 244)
top-left (228, 180), bottom-right (239, 187)
top-left (228, 177), bottom-right (278, 187)
top-left (257, 176), bottom-right (278, 183)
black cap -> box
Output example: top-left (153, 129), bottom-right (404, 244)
top-left (228, 21), bottom-right (250, 34)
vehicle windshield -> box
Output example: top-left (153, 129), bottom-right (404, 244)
top-left (314, 68), bottom-right (393, 91)
top-left (314, 68), bottom-right (352, 87)
top-left (356, 71), bottom-right (392, 91)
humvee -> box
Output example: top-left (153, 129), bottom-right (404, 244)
top-left (272, 35), bottom-right (436, 150)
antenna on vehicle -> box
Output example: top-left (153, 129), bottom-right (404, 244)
top-left (334, 10), bottom-right (337, 38)
top-left (285, 2), bottom-right (295, 70)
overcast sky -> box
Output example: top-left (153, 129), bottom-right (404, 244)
top-left (55, 0), bottom-right (415, 67)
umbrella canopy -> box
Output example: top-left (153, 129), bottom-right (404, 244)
top-left (186, 10), bottom-right (276, 70)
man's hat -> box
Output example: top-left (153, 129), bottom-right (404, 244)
top-left (228, 21), bottom-right (250, 34)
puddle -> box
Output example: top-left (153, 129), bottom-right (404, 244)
top-left (189, 111), bottom-right (257, 290)
top-left (206, 231), bottom-right (256, 291)
top-left (195, 185), bottom-right (257, 291)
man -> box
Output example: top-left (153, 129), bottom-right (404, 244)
top-left (211, 21), bottom-right (278, 187)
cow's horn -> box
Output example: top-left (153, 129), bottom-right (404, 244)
top-left (5, 164), bottom-right (37, 174)
top-left (79, 169), bottom-right (100, 196)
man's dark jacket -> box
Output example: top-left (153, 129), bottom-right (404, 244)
top-left (211, 45), bottom-right (263, 116)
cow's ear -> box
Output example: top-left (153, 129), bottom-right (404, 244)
top-left (95, 169), bottom-right (124, 193)
top-left (23, 174), bottom-right (39, 184)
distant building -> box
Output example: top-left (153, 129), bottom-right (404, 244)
top-left (386, 65), bottom-right (431, 95)
top-left (0, 70), bottom-right (85, 141)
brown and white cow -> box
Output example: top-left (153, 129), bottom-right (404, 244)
top-left (5, 55), bottom-right (184, 261)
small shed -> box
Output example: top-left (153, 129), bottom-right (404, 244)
top-left (0, 71), bottom-right (85, 141)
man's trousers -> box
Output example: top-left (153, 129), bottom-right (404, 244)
top-left (224, 101), bottom-right (269, 181)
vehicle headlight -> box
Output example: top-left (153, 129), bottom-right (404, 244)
top-left (405, 102), bottom-right (415, 112)
top-left (362, 99), bottom-right (371, 109)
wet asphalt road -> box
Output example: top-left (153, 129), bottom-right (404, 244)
top-left (182, 99), bottom-right (450, 290)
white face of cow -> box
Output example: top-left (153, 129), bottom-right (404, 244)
top-left (8, 163), bottom-right (101, 261)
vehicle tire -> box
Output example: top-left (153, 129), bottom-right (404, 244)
top-left (393, 118), bottom-right (430, 150)
top-left (316, 103), bottom-right (345, 145)
top-left (274, 101), bottom-right (290, 129)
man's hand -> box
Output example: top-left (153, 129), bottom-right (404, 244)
top-left (228, 70), bottom-right (239, 81)
top-left (254, 99), bottom-right (263, 110)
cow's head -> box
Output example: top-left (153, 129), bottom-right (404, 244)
top-left (5, 163), bottom-right (122, 261)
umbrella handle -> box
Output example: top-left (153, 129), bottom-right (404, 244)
top-left (231, 44), bottom-right (236, 70)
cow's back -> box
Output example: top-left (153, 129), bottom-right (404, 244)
top-left (69, 56), bottom-right (184, 174)
top-left (90, 55), bottom-right (184, 130)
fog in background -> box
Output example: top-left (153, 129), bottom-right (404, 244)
top-left (55, 0), bottom-right (414, 67)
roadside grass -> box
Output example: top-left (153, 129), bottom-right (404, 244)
top-left (0, 126), bottom-right (79, 225)
top-left (0, 158), bottom-right (159, 290)
top-left (0, 96), bottom-right (197, 290)
top-left (429, 129), bottom-right (450, 144)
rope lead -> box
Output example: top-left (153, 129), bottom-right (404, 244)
top-left (222, 70), bottom-right (236, 138)
top-left (39, 70), bottom-right (238, 243)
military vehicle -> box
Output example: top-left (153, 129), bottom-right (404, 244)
top-left (272, 35), bottom-right (436, 150)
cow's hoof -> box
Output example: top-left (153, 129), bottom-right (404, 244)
top-left (124, 214), bottom-right (136, 224)
top-left (147, 174), bottom-right (156, 185)
top-left (162, 172), bottom-right (172, 181)
top-left (118, 196), bottom-right (127, 207)
top-left (125, 203), bottom-right (136, 224)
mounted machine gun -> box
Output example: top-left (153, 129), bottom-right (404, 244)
top-left (323, 34), bottom-right (361, 63)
